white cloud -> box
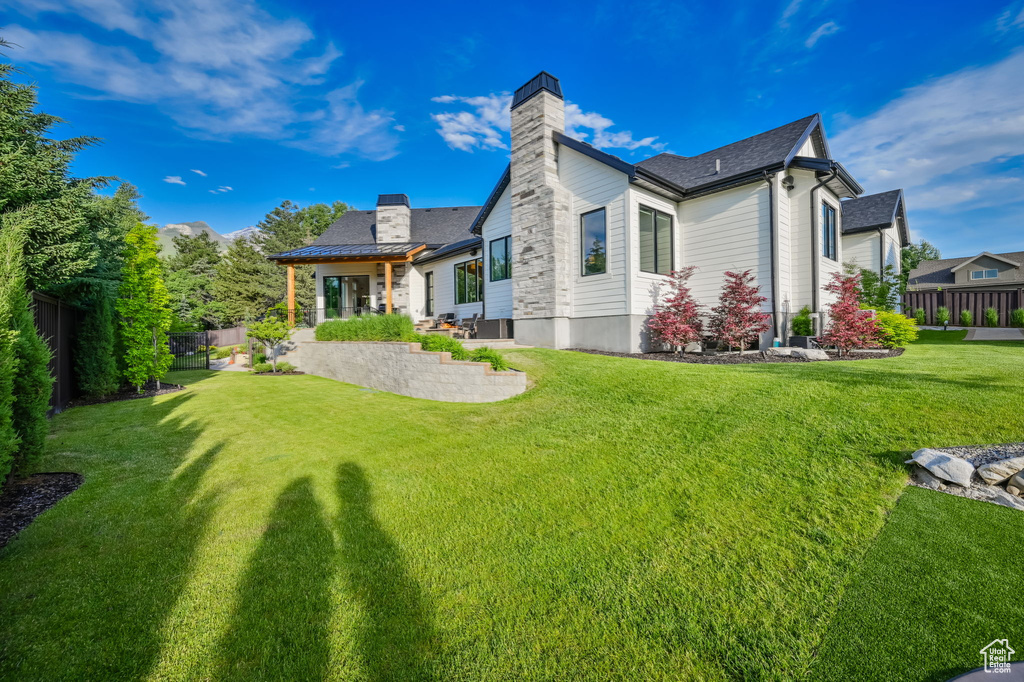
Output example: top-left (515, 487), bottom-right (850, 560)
top-left (805, 21), bottom-right (840, 48)
top-left (190, 169), bottom-right (207, 176)
top-left (996, 2), bottom-right (1024, 31)
top-left (430, 93), bottom-right (663, 153)
top-left (163, 175), bottom-right (185, 185)
top-left (4, 0), bottom-right (397, 160)
top-left (832, 50), bottom-right (1024, 212)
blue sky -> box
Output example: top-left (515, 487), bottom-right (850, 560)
top-left (3, 0), bottom-right (1023, 256)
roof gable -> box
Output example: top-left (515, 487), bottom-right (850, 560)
top-left (908, 250), bottom-right (1024, 287)
top-left (840, 189), bottom-right (909, 245)
top-left (949, 251), bottom-right (1022, 272)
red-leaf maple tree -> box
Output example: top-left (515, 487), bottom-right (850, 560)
top-left (820, 271), bottom-right (879, 355)
top-left (709, 270), bottom-right (771, 351)
top-left (648, 266), bottom-right (703, 352)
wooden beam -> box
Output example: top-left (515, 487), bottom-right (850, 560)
top-left (286, 264), bottom-right (295, 325)
top-left (384, 261), bottom-right (393, 314)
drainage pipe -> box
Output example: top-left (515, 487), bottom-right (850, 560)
top-left (763, 171), bottom-right (779, 341)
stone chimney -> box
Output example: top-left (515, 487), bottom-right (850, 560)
top-left (509, 71), bottom-right (572, 347)
top-left (376, 194), bottom-right (411, 242)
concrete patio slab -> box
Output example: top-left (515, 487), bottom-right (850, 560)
top-left (964, 328), bottom-right (1024, 341)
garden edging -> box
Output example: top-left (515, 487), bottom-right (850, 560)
top-left (301, 341), bottom-right (526, 402)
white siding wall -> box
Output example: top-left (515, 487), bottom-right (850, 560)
top-left (559, 146), bottom-right (630, 317)
top-left (479, 187), bottom-right (513, 319)
top-left (416, 252), bottom-right (484, 321)
top-left (819, 192), bottom-right (843, 308)
top-left (776, 173), bottom-right (793, 308)
top-left (407, 266), bottom-right (426, 321)
top-left (677, 182), bottom-right (774, 313)
top-left (841, 231), bottom-right (879, 271)
top-left (785, 171), bottom-right (844, 311)
top-left (627, 186), bottom-right (681, 315)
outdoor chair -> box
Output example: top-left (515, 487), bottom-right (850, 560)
top-left (458, 313), bottom-right (480, 339)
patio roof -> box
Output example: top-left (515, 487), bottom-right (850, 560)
top-left (267, 242), bottom-right (427, 264)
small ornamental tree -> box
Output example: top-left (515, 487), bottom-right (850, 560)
top-left (117, 223), bottom-right (173, 392)
top-left (820, 271), bottom-right (879, 356)
top-left (246, 318), bottom-right (293, 372)
top-left (709, 270), bottom-right (771, 351)
top-left (647, 266), bottom-right (703, 353)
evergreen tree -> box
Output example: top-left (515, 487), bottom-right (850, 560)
top-left (0, 223), bottom-right (22, 486)
top-left (0, 58), bottom-right (104, 291)
top-left (75, 293), bottom-right (119, 398)
top-left (117, 223), bottom-right (173, 391)
top-left (164, 232), bottom-right (225, 329)
top-left (213, 236), bottom-right (283, 325)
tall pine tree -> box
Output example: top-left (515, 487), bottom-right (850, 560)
top-left (164, 232), bottom-right (224, 329)
top-left (213, 236), bottom-right (283, 325)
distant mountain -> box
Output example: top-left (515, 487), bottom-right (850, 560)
top-left (156, 221), bottom-right (261, 256)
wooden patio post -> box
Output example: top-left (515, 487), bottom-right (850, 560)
top-left (286, 264), bottom-right (295, 325)
top-left (384, 261), bottom-right (393, 314)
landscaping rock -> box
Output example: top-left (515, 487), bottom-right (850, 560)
top-left (1008, 473), bottom-right (1024, 496)
top-left (683, 342), bottom-right (702, 353)
top-left (911, 465), bottom-right (946, 491)
top-left (792, 348), bottom-right (829, 361)
top-left (905, 448), bottom-right (976, 487)
top-left (970, 485), bottom-right (1024, 511)
top-left (765, 347), bottom-right (795, 357)
top-left (976, 456), bottom-right (1024, 485)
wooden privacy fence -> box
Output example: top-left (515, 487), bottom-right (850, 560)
top-left (903, 289), bottom-right (1024, 326)
top-left (31, 292), bottom-right (79, 414)
top-left (207, 325), bottom-right (247, 347)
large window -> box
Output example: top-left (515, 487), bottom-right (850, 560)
top-left (970, 269), bottom-right (999, 280)
top-left (490, 236), bottom-right (511, 281)
top-left (424, 271), bottom-right (434, 316)
top-left (581, 208), bottom-right (607, 276)
top-left (821, 202), bottom-right (838, 261)
top-left (639, 205), bottom-right (673, 274)
top-left (455, 258), bottom-right (484, 304)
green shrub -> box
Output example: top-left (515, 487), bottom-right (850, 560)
top-left (214, 345), bottom-right (238, 359)
top-left (315, 314), bottom-right (415, 342)
top-left (253, 353), bottom-right (267, 365)
top-left (914, 308), bottom-right (926, 325)
top-left (0, 228), bottom-right (23, 486)
top-left (11, 296), bottom-right (53, 464)
top-left (75, 290), bottom-right (120, 399)
top-left (791, 306), bottom-right (813, 336)
top-left (414, 333), bottom-right (470, 360)
top-left (1012, 309), bottom-right (1024, 328)
top-left (276, 361), bottom-right (297, 373)
top-left (252, 362), bottom-right (273, 374)
top-left (985, 307), bottom-right (999, 327)
top-left (959, 309), bottom-right (973, 327)
top-left (935, 306), bottom-right (950, 326)
top-left (469, 346), bottom-right (510, 371)
top-left (874, 310), bottom-right (919, 348)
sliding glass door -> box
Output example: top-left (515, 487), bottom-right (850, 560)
top-left (323, 275), bottom-right (371, 319)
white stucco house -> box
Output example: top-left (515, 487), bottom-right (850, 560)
top-left (269, 72), bottom-right (910, 352)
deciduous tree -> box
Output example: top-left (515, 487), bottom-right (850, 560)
top-left (821, 271), bottom-right (879, 356)
top-left (246, 319), bottom-right (293, 372)
top-left (117, 223), bottom-right (173, 391)
top-left (709, 270), bottom-right (771, 351)
top-left (647, 267), bottom-right (703, 352)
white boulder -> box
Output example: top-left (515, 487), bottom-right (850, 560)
top-left (976, 456), bottom-right (1024, 485)
top-left (793, 348), bottom-right (829, 361)
top-left (1007, 473), bottom-right (1024, 497)
top-left (905, 448), bottom-right (976, 488)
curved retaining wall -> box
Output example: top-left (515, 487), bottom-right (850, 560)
top-left (301, 341), bottom-right (526, 403)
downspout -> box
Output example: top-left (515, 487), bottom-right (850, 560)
top-left (810, 168), bottom-right (838, 331)
top-left (878, 227), bottom-right (885, 278)
top-left (763, 171), bottom-right (779, 341)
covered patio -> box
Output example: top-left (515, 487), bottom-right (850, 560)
top-left (267, 243), bottom-right (426, 325)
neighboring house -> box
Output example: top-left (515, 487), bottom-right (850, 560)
top-left (269, 71), bottom-right (911, 352)
top-left (909, 251), bottom-right (1024, 292)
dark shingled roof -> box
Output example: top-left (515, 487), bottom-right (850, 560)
top-left (909, 251), bottom-right (1024, 287)
top-left (841, 189), bottom-right (909, 246)
top-left (413, 236), bottom-right (482, 265)
top-left (313, 206), bottom-right (481, 247)
top-left (268, 243), bottom-right (424, 260)
top-left (636, 114), bottom-right (822, 191)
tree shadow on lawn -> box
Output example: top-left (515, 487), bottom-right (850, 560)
top-left (336, 462), bottom-right (437, 682)
top-left (215, 477), bottom-right (334, 681)
top-left (0, 390), bottom-right (226, 681)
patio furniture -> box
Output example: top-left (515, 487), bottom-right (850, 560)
top-left (432, 313), bottom-right (456, 330)
top-left (458, 313), bottom-right (480, 339)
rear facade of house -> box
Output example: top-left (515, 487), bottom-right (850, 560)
top-left (271, 72), bottom-right (910, 352)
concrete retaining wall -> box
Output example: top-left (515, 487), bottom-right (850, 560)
top-left (301, 341), bottom-right (526, 403)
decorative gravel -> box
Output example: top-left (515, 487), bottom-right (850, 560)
top-left (929, 443), bottom-right (1024, 469)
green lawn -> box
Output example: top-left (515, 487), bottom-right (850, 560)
top-left (1, 331), bottom-right (1022, 681)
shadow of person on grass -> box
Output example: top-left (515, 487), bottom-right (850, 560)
top-left (337, 462), bottom-right (436, 682)
top-left (215, 477), bottom-right (334, 681)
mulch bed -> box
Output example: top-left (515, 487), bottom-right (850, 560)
top-left (0, 473), bottom-right (83, 549)
top-left (569, 348), bottom-right (904, 365)
top-left (68, 381), bottom-right (185, 407)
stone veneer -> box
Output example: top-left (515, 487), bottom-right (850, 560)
top-left (376, 201), bottom-right (411, 243)
top-left (301, 341), bottom-right (527, 403)
top-left (375, 262), bottom-right (411, 312)
top-left (509, 89), bottom-right (572, 324)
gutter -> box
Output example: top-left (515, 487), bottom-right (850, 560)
top-left (811, 168), bottom-right (838, 318)
top-left (763, 171), bottom-right (780, 341)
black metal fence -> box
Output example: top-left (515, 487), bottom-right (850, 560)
top-left (31, 292), bottom-right (79, 414)
top-left (168, 332), bottom-right (210, 370)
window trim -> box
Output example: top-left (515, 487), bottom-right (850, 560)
top-left (970, 268), bottom-right (999, 280)
top-left (821, 201), bottom-right (838, 262)
top-left (638, 204), bottom-right (675, 275)
top-left (580, 207), bottom-right (608, 277)
top-left (489, 235), bottom-right (511, 282)
top-left (454, 257), bottom-right (484, 305)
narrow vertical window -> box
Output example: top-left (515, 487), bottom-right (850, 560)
top-left (424, 271), bottom-right (434, 316)
top-left (490, 236), bottom-right (511, 281)
top-left (581, 208), bottom-right (607, 276)
top-left (639, 205), bottom-right (674, 274)
top-left (821, 203), bottom-right (837, 261)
